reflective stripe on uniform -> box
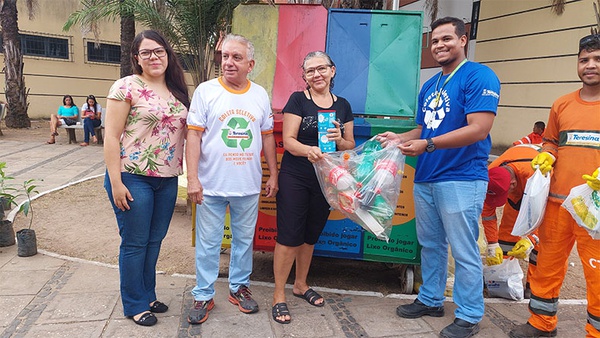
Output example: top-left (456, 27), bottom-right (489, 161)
top-left (529, 295), bottom-right (559, 316)
top-left (482, 215), bottom-right (496, 221)
top-left (498, 240), bottom-right (516, 255)
top-left (549, 192), bottom-right (567, 200)
top-left (589, 311), bottom-right (600, 331)
top-left (529, 249), bottom-right (537, 265)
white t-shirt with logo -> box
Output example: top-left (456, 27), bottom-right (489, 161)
top-left (187, 77), bottom-right (273, 196)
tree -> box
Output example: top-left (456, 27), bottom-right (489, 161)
top-left (119, 1), bottom-right (134, 77)
top-left (64, 0), bottom-right (243, 87)
top-left (1, 0), bottom-right (34, 129)
top-left (63, 0), bottom-right (134, 78)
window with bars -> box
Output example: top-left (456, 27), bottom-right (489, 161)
top-left (87, 41), bottom-right (120, 63)
top-left (22, 34), bottom-right (68, 59)
top-left (0, 33), bottom-right (69, 59)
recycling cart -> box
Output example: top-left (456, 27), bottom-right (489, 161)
top-left (192, 4), bottom-right (423, 293)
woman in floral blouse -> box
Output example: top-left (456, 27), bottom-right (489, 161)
top-left (103, 30), bottom-right (189, 327)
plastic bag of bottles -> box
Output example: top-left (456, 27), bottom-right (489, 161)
top-left (562, 183), bottom-right (600, 239)
top-left (313, 136), bottom-right (405, 241)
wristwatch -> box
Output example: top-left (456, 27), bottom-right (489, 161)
top-left (425, 138), bottom-right (436, 153)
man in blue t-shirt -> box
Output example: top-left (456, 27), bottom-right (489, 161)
top-left (378, 17), bottom-right (500, 338)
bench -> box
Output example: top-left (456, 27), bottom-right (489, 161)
top-left (59, 108), bottom-right (106, 144)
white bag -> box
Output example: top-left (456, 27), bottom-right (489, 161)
top-left (562, 183), bottom-right (600, 239)
top-left (511, 169), bottom-right (550, 237)
top-left (483, 258), bottom-right (524, 300)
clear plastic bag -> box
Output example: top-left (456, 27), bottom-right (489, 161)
top-left (562, 183), bottom-right (600, 239)
top-left (511, 168), bottom-right (550, 237)
top-left (483, 257), bottom-right (524, 300)
top-left (313, 136), bottom-right (405, 242)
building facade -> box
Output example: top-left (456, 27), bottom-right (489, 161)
top-left (1, 0), bottom-right (598, 147)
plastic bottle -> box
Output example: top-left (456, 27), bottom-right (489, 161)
top-left (329, 166), bottom-right (358, 191)
top-left (372, 159), bottom-right (398, 186)
top-left (571, 196), bottom-right (599, 230)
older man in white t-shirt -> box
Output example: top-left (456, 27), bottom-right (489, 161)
top-left (185, 34), bottom-right (278, 325)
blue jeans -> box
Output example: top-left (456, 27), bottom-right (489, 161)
top-left (191, 194), bottom-right (259, 301)
top-left (413, 180), bottom-right (487, 324)
top-left (83, 117), bottom-right (101, 143)
top-left (104, 172), bottom-right (178, 316)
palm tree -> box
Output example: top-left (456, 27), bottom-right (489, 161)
top-left (592, 0), bottom-right (599, 34)
top-left (63, 0), bottom-right (134, 78)
top-left (1, 0), bottom-right (35, 129)
top-left (64, 0), bottom-right (242, 87)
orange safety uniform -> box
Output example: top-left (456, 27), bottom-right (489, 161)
top-left (512, 131), bottom-right (544, 146)
top-left (527, 90), bottom-right (600, 337)
top-left (482, 145), bottom-right (540, 284)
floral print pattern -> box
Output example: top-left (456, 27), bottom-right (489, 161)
top-left (108, 75), bottom-right (188, 177)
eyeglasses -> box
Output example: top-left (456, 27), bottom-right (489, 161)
top-left (137, 47), bottom-right (167, 60)
top-left (579, 34), bottom-right (600, 48)
top-left (304, 65), bottom-right (331, 78)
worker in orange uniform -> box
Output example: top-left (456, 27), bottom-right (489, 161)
top-left (510, 34), bottom-right (600, 338)
top-left (483, 144), bottom-right (541, 299)
top-left (512, 121), bottom-right (545, 146)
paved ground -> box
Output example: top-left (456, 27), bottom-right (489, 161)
top-left (0, 135), bottom-right (590, 337)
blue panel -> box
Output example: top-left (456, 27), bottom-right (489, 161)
top-left (326, 9), bottom-right (371, 115)
top-left (314, 219), bottom-right (363, 258)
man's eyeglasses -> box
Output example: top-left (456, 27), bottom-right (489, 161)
top-left (304, 65), bottom-right (330, 78)
top-left (579, 34), bottom-right (600, 48)
top-left (137, 48), bottom-right (167, 60)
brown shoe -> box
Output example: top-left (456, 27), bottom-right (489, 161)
top-left (80, 142), bottom-right (89, 147)
top-left (92, 135), bottom-right (98, 144)
top-left (509, 323), bottom-right (557, 337)
top-left (47, 138), bottom-right (55, 144)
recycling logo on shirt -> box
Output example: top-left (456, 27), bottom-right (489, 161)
top-left (423, 91), bottom-right (449, 131)
top-left (221, 117), bottom-right (253, 150)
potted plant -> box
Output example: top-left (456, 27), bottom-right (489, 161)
top-left (13, 178), bottom-right (40, 257)
top-left (0, 162), bottom-right (17, 247)
top-left (0, 162), bottom-right (40, 256)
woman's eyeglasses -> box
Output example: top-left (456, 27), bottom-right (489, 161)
top-left (304, 65), bottom-right (331, 78)
top-left (137, 48), bottom-right (167, 60)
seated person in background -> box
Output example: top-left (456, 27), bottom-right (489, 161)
top-left (482, 144), bottom-right (541, 299)
top-left (512, 121), bottom-right (545, 146)
top-left (80, 94), bottom-right (102, 146)
top-left (48, 95), bottom-right (79, 144)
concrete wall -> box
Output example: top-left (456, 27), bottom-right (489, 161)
top-left (477, 0), bottom-right (596, 147)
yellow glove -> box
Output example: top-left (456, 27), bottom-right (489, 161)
top-left (486, 243), bottom-right (503, 265)
top-left (507, 236), bottom-right (535, 259)
top-left (531, 152), bottom-right (555, 175)
top-left (582, 167), bottom-right (600, 190)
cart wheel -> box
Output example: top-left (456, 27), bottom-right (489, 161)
top-left (382, 262), bottom-right (397, 270)
top-left (399, 265), bottom-right (414, 294)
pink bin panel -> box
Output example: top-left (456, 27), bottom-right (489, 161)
top-left (271, 5), bottom-right (328, 112)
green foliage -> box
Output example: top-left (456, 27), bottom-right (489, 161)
top-left (64, 0), bottom-right (243, 86)
top-left (0, 162), bottom-right (18, 209)
top-left (0, 162), bottom-right (40, 229)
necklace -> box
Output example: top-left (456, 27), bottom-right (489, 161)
top-left (433, 58), bottom-right (468, 106)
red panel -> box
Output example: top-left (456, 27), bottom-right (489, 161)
top-left (271, 5), bottom-right (328, 112)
